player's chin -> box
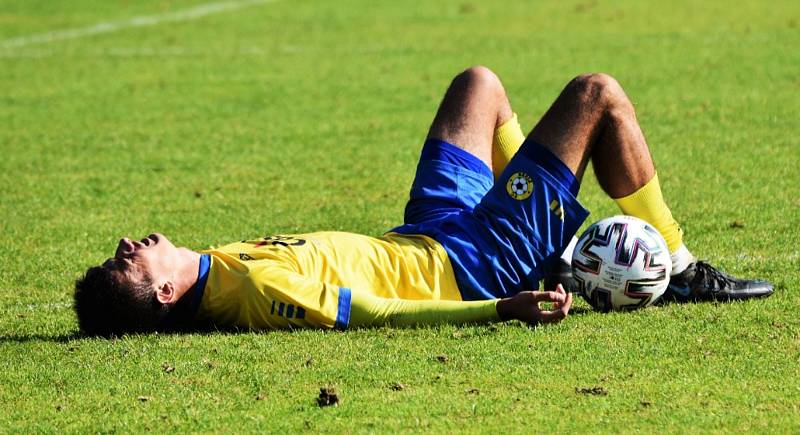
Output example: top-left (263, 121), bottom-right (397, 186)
top-left (148, 233), bottom-right (170, 246)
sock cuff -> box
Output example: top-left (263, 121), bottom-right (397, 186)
top-left (614, 172), bottom-right (684, 253)
top-left (670, 243), bottom-right (695, 275)
top-left (492, 113), bottom-right (526, 178)
top-left (614, 173), bottom-right (662, 205)
top-left (493, 113), bottom-right (525, 155)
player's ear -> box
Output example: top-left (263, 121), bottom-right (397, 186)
top-left (155, 281), bottom-right (176, 304)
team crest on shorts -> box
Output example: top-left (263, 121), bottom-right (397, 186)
top-left (506, 172), bottom-right (534, 200)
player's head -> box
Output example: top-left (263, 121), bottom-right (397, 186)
top-left (74, 233), bottom-right (187, 336)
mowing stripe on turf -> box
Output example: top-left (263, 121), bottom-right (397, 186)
top-left (0, 0), bottom-right (278, 49)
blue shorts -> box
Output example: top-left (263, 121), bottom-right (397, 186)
top-left (391, 138), bottom-right (590, 300)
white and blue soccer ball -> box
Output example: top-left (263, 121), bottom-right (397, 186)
top-left (571, 215), bottom-right (671, 312)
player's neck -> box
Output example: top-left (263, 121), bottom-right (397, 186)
top-left (172, 248), bottom-right (202, 302)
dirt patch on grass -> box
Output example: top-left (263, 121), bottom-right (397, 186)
top-left (576, 386), bottom-right (608, 396)
top-left (317, 387), bottom-right (340, 407)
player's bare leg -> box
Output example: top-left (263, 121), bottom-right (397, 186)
top-left (530, 73), bottom-right (772, 301)
top-left (527, 73), bottom-right (653, 196)
top-left (427, 66), bottom-right (515, 172)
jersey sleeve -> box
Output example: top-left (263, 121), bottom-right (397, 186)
top-left (242, 264), bottom-right (499, 330)
top-left (348, 291), bottom-right (500, 328)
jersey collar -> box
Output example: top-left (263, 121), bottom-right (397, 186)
top-left (190, 254), bottom-right (211, 314)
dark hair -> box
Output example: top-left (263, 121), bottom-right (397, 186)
top-left (74, 266), bottom-right (168, 336)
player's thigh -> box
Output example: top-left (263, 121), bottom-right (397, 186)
top-left (526, 74), bottom-right (613, 179)
top-left (427, 66), bottom-right (513, 170)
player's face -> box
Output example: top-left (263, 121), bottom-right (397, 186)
top-left (102, 233), bottom-right (180, 287)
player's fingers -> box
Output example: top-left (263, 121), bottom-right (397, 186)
top-left (559, 291), bottom-right (573, 315)
top-left (552, 284), bottom-right (567, 308)
top-left (538, 290), bottom-right (573, 324)
top-left (532, 290), bottom-right (566, 304)
top-left (537, 307), bottom-right (567, 324)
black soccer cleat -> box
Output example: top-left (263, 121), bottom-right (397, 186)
top-left (543, 260), bottom-right (578, 293)
top-left (662, 261), bottom-right (774, 302)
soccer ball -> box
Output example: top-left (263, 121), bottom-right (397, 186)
top-left (571, 215), bottom-right (671, 311)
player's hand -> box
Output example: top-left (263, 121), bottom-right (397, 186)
top-left (496, 285), bottom-right (573, 325)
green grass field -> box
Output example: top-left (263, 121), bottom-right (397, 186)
top-left (1, 0), bottom-right (799, 431)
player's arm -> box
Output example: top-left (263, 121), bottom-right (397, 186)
top-left (246, 265), bottom-right (571, 329)
top-left (349, 285), bottom-right (572, 327)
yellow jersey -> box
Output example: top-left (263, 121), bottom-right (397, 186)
top-left (194, 232), bottom-right (465, 330)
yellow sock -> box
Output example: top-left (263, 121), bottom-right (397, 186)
top-left (492, 113), bottom-right (526, 178)
top-left (614, 173), bottom-right (684, 253)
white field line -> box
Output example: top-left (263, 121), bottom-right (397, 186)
top-left (0, 0), bottom-right (277, 50)
top-left (0, 45), bottom-right (281, 59)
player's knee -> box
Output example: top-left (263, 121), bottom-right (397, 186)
top-left (460, 65), bottom-right (500, 84)
top-left (453, 65), bottom-right (504, 97)
top-left (571, 73), bottom-right (626, 107)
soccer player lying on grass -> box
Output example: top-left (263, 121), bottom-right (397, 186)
top-left (74, 67), bottom-right (773, 336)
